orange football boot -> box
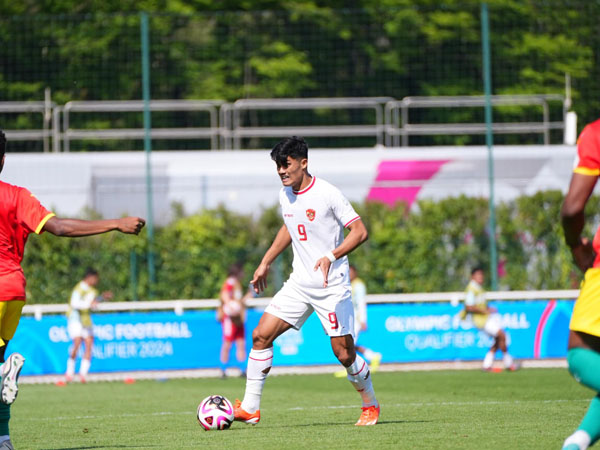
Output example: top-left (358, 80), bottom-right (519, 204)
top-left (355, 404), bottom-right (380, 426)
top-left (233, 399), bottom-right (260, 425)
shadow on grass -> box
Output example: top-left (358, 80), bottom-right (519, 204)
top-left (256, 419), bottom-right (432, 429)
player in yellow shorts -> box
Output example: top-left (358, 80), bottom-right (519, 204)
top-left (561, 118), bottom-right (600, 450)
top-left (0, 130), bottom-right (145, 450)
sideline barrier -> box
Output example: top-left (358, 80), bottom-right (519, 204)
top-left (16, 290), bottom-right (577, 376)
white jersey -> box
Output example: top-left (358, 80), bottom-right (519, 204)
top-left (279, 176), bottom-right (360, 289)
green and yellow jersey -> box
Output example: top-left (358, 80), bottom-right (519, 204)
top-left (463, 279), bottom-right (489, 329)
top-left (67, 281), bottom-right (98, 328)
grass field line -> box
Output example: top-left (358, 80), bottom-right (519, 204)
top-left (19, 410), bottom-right (193, 422)
top-left (17, 398), bottom-right (589, 422)
top-left (287, 398), bottom-right (590, 411)
top-left (19, 359), bottom-right (568, 385)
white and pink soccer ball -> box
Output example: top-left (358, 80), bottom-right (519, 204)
top-left (197, 395), bottom-right (234, 430)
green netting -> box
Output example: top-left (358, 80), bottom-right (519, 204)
top-left (0, 3), bottom-right (598, 150)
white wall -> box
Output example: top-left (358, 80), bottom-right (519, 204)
top-left (1, 145), bottom-right (577, 224)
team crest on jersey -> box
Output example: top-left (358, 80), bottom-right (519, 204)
top-left (306, 209), bottom-right (316, 221)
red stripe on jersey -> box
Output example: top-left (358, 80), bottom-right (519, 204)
top-left (344, 216), bottom-right (360, 228)
top-left (293, 176), bottom-right (316, 195)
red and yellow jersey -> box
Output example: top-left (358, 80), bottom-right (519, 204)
top-left (0, 181), bottom-right (54, 301)
top-left (571, 119), bottom-right (600, 335)
top-left (573, 119), bottom-right (600, 268)
top-left (573, 119), bottom-right (600, 177)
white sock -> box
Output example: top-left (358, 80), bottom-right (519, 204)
top-left (362, 348), bottom-right (376, 361)
top-left (563, 430), bottom-right (591, 449)
top-left (502, 353), bottom-right (514, 368)
top-left (66, 358), bottom-right (76, 377)
top-left (241, 347), bottom-right (273, 413)
top-left (346, 354), bottom-right (377, 408)
top-left (483, 351), bottom-right (495, 369)
top-left (0, 435), bottom-right (9, 443)
top-left (79, 358), bottom-right (91, 377)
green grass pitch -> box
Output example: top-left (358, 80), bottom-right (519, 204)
top-left (10, 368), bottom-right (593, 449)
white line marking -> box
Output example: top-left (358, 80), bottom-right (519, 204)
top-left (19, 398), bottom-right (589, 421)
top-left (20, 411), bottom-right (192, 421)
top-left (287, 398), bottom-right (589, 411)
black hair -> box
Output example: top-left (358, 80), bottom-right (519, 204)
top-left (227, 262), bottom-right (244, 277)
top-left (0, 130), bottom-right (6, 157)
top-left (471, 266), bottom-right (484, 276)
top-left (270, 136), bottom-right (308, 167)
top-left (85, 268), bottom-right (99, 278)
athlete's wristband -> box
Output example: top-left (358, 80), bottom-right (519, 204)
top-left (325, 251), bottom-right (337, 263)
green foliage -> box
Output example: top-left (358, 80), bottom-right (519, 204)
top-left (153, 206), bottom-right (261, 299)
top-left (21, 191), bottom-right (584, 304)
top-left (2, 2), bottom-right (600, 150)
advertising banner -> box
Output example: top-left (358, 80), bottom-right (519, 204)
top-left (13, 299), bottom-right (574, 376)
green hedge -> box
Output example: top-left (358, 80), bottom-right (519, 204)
top-left (21, 191), bottom-right (595, 304)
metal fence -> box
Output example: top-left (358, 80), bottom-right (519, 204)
top-left (2, 94), bottom-right (568, 151)
top-left (58, 100), bottom-right (223, 152)
top-left (384, 94), bottom-right (567, 147)
top-left (0, 4), bottom-right (597, 151)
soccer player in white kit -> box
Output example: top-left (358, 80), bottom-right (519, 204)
top-left (233, 137), bottom-right (380, 426)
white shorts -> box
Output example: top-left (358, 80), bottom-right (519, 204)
top-left (265, 279), bottom-right (355, 338)
top-left (68, 320), bottom-right (93, 339)
top-left (482, 314), bottom-right (502, 337)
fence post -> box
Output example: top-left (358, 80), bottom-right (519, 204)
top-left (140, 11), bottom-right (156, 298)
top-left (481, 3), bottom-right (498, 290)
top-left (130, 250), bottom-right (139, 301)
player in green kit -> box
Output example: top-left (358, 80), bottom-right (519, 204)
top-left (561, 118), bottom-right (600, 450)
top-left (462, 267), bottom-right (519, 372)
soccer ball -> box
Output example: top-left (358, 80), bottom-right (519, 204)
top-left (197, 395), bottom-right (234, 431)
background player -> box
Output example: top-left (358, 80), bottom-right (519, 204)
top-left (233, 136), bottom-right (379, 427)
top-left (218, 262), bottom-right (251, 378)
top-left (64, 268), bottom-right (112, 384)
top-left (462, 267), bottom-right (519, 372)
top-left (560, 118), bottom-right (600, 450)
top-left (0, 130), bottom-right (144, 450)
top-left (335, 265), bottom-right (381, 377)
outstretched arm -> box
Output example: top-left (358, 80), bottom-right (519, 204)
top-left (561, 172), bottom-right (598, 272)
top-left (43, 216), bottom-right (145, 237)
top-left (314, 219), bottom-right (368, 287)
top-left (251, 224), bottom-right (292, 294)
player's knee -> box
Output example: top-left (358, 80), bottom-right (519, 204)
top-left (252, 328), bottom-right (273, 349)
top-left (334, 348), bottom-right (355, 367)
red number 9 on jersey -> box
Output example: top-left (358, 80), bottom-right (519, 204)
top-left (298, 224), bottom-right (308, 241)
